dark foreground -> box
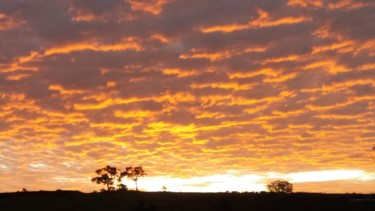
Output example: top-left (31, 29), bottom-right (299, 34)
top-left (1, 191), bottom-right (374, 211)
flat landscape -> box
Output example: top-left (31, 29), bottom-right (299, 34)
top-left (1, 191), bottom-right (374, 211)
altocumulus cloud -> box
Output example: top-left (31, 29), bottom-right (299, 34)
top-left (0, 0), bottom-right (374, 193)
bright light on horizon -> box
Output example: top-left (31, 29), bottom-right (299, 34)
top-left (286, 170), bottom-right (372, 183)
top-left (4, 169), bottom-right (373, 193)
top-left (129, 174), bottom-right (266, 192)
top-left (127, 169), bottom-right (375, 193)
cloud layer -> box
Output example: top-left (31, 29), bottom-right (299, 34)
top-left (0, 0), bottom-right (374, 192)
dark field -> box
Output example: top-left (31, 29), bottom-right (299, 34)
top-left (0, 191), bottom-right (374, 211)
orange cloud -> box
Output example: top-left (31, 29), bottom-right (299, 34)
top-left (180, 46), bottom-right (267, 62)
top-left (49, 84), bottom-right (85, 95)
top-left (288, 0), bottom-right (374, 10)
top-left (303, 60), bottom-right (349, 74)
top-left (191, 82), bottom-right (252, 91)
top-left (45, 38), bottom-right (142, 55)
top-left (0, 13), bottom-right (25, 31)
top-left (327, 0), bottom-right (374, 10)
top-left (6, 73), bottom-right (31, 81)
top-left (1, 0), bottom-right (374, 194)
top-left (312, 40), bottom-right (353, 54)
top-left (162, 68), bottom-right (198, 78)
top-left (229, 68), bottom-right (279, 79)
top-left (151, 33), bottom-right (170, 43)
top-left (201, 9), bottom-right (310, 33)
top-left (128, 0), bottom-right (172, 15)
top-left (262, 55), bottom-right (302, 64)
top-left (287, 0), bottom-right (323, 8)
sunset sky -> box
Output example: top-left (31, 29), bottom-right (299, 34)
top-left (0, 0), bottom-right (374, 193)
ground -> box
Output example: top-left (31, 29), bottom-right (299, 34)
top-left (0, 190), bottom-right (374, 211)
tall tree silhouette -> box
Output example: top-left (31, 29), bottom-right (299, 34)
top-left (91, 165), bottom-right (120, 191)
top-left (372, 146), bottom-right (375, 162)
top-left (120, 166), bottom-right (146, 191)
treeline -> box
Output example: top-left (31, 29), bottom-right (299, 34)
top-left (92, 166), bottom-right (146, 191)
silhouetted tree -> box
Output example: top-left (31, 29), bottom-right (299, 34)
top-left (162, 186), bottom-right (167, 192)
top-left (120, 166), bottom-right (146, 191)
top-left (267, 180), bottom-right (293, 193)
top-left (372, 146), bottom-right (375, 162)
top-left (91, 165), bottom-right (120, 191)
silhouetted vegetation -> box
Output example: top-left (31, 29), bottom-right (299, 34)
top-left (91, 166), bottom-right (121, 191)
top-left (267, 180), bottom-right (293, 193)
top-left (120, 166), bottom-right (146, 191)
top-left (117, 184), bottom-right (128, 191)
top-left (92, 165), bottom-right (146, 191)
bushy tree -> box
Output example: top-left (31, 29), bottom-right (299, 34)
top-left (91, 165), bottom-right (120, 191)
top-left (267, 180), bottom-right (293, 193)
top-left (120, 166), bottom-right (146, 191)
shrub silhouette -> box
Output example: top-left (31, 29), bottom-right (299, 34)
top-left (267, 180), bottom-right (293, 193)
top-left (117, 183), bottom-right (128, 191)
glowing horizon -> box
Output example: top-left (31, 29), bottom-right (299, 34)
top-left (18, 169), bottom-right (375, 193)
top-left (135, 169), bottom-right (375, 193)
top-left (0, 0), bottom-right (375, 194)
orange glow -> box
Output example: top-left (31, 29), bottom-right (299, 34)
top-left (313, 25), bottom-right (332, 39)
top-left (1, 0), bottom-right (374, 194)
top-left (0, 51), bottom-right (40, 73)
top-left (45, 39), bottom-right (142, 55)
top-left (106, 81), bottom-right (116, 87)
top-left (358, 63), bottom-right (375, 71)
top-left (74, 99), bottom-right (113, 110)
top-left (327, 0), bottom-right (373, 10)
top-left (264, 72), bottom-right (297, 83)
top-left (191, 82), bottom-right (251, 91)
top-left (71, 13), bottom-right (96, 22)
top-left (114, 110), bottom-right (154, 119)
top-left (201, 23), bottom-right (249, 33)
top-left (229, 68), bottom-right (279, 79)
top-left (288, 0), bottom-right (373, 10)
top-left (262, 55), bottom-right (301, 64)
top-left (303, 60), bottom-right (349, 73)
top-left (49, 84), bottom-right (85, 95)
top-left (162, 68), bottom-right (198, 77)
top-left (6, 73), bottom-right (30, 81)
top-left (179, 49), bottom-right (231, 62)
top-left (201, 9), bottom-right (310, 33)
top-left (243, 47), bottom-right (267, 53)
top-left (0, 13), bottom-right (25, 31)
top-left (287, 0), bottom-right (323, 8)
top-left (249, 9), bottom-right (310, 28)
top-left (151, 33), bottom-right (170, 43)
top-left (312, 41), bottom-right (353, 54)
top-left (128, 0), bottom-right (172, 15)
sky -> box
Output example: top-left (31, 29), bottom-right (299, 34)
top-left (0, 0), bottom-right (374, 193)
